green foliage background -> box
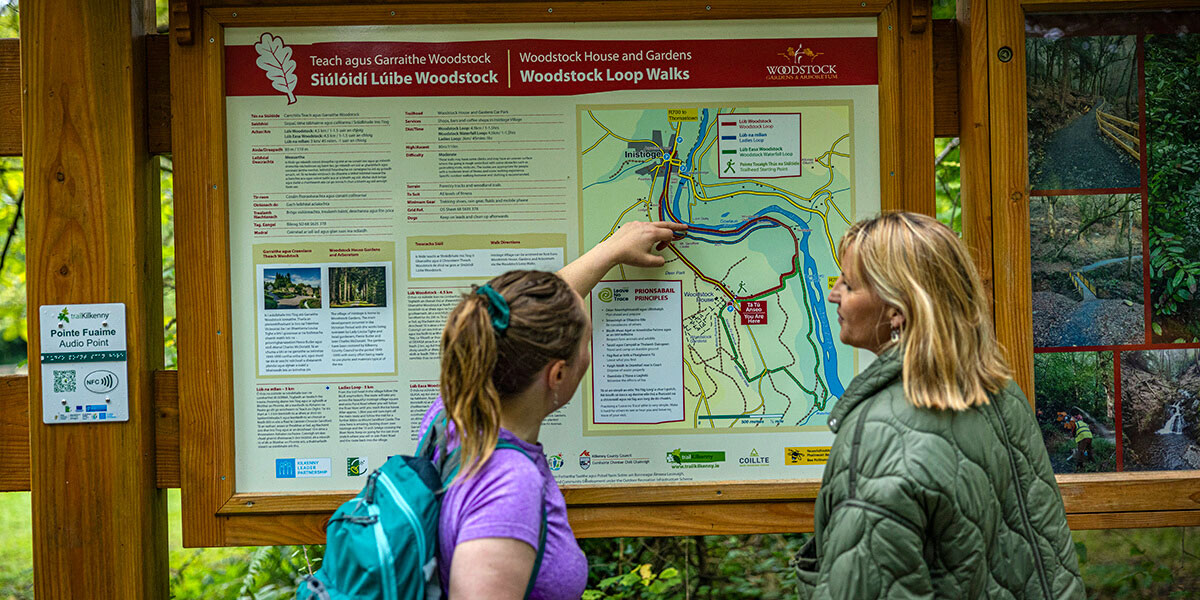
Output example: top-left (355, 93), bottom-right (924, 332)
top-left (1146, 33), bottom-right (1200, 342)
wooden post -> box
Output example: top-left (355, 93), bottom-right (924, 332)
top-left (899, 0), bottom-right (935, 215)
top-left (22, 0), bottom-right (167, 597)
top-left (987, 0), bottom-right (1034, 396)
top-left (957, 0), bottom-right (996, 312)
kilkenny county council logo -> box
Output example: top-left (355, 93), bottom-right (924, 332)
top-left (597, 288), bottom-right (614, 303)
top-left (579, 450), bottom-right (592, 470)
top-left (547, 453), bottom-right (564, 471)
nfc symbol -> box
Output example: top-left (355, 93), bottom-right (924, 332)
top-left (84, 370), bottom-right (118, 393)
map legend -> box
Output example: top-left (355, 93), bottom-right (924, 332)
top-left (717, 113), bottom-right (802, 179)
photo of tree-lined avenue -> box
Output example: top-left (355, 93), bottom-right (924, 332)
top-left (329, 266), bottom-right (387, 308)
top-left (1030, 194), bottom-right (1143, 348)
top-left (1027, 35), bottom-right (1140, 191)
top-left (1147, 33), bottom-right (1200, 344)
top-left (262, 268), bottom-right (321, 310)
top-left (1034, 351), bottom-right (1117, 473)
top-left (1121, 349), bottom-right (1200, 471)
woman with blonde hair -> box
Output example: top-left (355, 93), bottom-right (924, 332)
top-left (794, 212), bottom-right (1084, 599)
top-left (419, 220), bottom-right (686, 600)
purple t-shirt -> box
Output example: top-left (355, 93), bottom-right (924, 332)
top-left (419, 400), bottom-right (587, 600)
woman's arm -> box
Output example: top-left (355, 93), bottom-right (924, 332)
top-left (448, 536), bottom-right (538, 600)
top-left (558, 220), bottom-right (687, 296)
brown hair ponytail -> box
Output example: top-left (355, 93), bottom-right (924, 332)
top-left (440, 270), bottom-right (587, 480)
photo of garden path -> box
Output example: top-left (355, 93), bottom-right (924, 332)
top-left (1027, 35), bottom-right (1140, 191)
top-left (262, 268), bottom-right (322, 310)
top-left (1121, 349), bottom-right (1200, 471)
top-left (1147, 33), bottom-right (1200, 344)
top-left (1030, 194), bottom-right (1143, 348)
top-left (1035, 351), bottom-right (1117, 473)
top-left (329, 266), bottom-right (387, 308)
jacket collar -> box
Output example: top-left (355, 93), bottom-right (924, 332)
top-left (827, 344), bottom-right (903, 434)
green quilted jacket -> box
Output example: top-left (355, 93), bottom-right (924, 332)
top-left (794, 347), bottom-right (1084, 599)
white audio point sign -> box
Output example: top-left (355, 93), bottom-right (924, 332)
top-left (38, 303), bottom-right (129, 424)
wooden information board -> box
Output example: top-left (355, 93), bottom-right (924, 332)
top-left (171, 0), bottom-right (918, 547)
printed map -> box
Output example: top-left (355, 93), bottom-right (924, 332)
top-left (579, 102), bottom-right (858, 433)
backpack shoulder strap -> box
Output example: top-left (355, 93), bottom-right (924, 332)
top-left (494, 440), bottom-right (548, 600)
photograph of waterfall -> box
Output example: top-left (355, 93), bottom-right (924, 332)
top-left (1030, 194), bottom-right (1144, 348)
top-left (1120, 348), bottom-right (1200, 471)
top-left (1034, 351), bottom-right (1118, 473)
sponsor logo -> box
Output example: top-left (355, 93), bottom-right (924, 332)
top-left (276, 457), bottom-right (332, 478)
top-left (785, 446), bottom-right (831, 466)
top-left (547, 453), bottom-right (564, 471)
top-left (666, 448), bottom-right (725, 469)
top-left (738, 448), bottom-right (771, 467)
top-left (597, 288), bottom-right (614, 303)
top-left (275, 458), bottom-right (296, 479)
top-left (347, 456), bottom-right (368, 476)
top-left (579, 450), bottom-right (591, 470)
top-left (574, 452), bottom-right (650, 468)
top-left (57, 307), bottom-right (70, 324)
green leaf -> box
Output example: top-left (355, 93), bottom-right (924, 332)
top-left (1153, 322), bottom-right (1164, 335)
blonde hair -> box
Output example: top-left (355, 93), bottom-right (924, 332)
top-left (839, 212), bottom-right (1011, 410)
top-left (439, 270), bottom-right (586, 480)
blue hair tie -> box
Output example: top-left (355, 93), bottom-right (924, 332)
top-left (474, 284), bottom-right (510, 333)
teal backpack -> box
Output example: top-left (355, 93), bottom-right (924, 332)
top-left (297, 411), bottom-right (547, 600)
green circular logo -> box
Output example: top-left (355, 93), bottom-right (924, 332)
top-left (597, 288), bottom-right (614, 303)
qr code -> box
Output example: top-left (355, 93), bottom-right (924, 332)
top-left (53, 370), bottom-right (76, 393)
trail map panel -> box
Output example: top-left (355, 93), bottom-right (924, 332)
top-left (224, 19), bottom-right (880, 493)
top-left (581, 102), bottom-right (855, 437)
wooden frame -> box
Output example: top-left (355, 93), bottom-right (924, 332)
top-left (5, 0), bottom-right (1194, 553)
top-left (961, 0), bottom-right (1200, 542)
top-left (171, 0), bottom-right (920, 547)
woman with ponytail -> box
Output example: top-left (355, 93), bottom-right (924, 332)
top-left (418, 220), bottom-right (686, 600)
top-left (794, 212), bottom-right (1084, 599)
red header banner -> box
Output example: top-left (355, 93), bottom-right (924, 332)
top-left (227, 35), bottom-right (878, 100)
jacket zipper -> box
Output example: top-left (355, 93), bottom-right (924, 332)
top-left (989, 402), bottom-right (1054, 599)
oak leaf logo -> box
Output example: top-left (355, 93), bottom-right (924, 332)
top-left (254, 32), bottom-right (297, 104)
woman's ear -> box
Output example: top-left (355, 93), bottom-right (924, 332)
top-left (888, 307), bottom-right (906, 331)
top-left (545, 358), bottom-right (568, 392)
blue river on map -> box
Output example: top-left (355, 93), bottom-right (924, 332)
top-left (666, 108), bottom-right (844, 398)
